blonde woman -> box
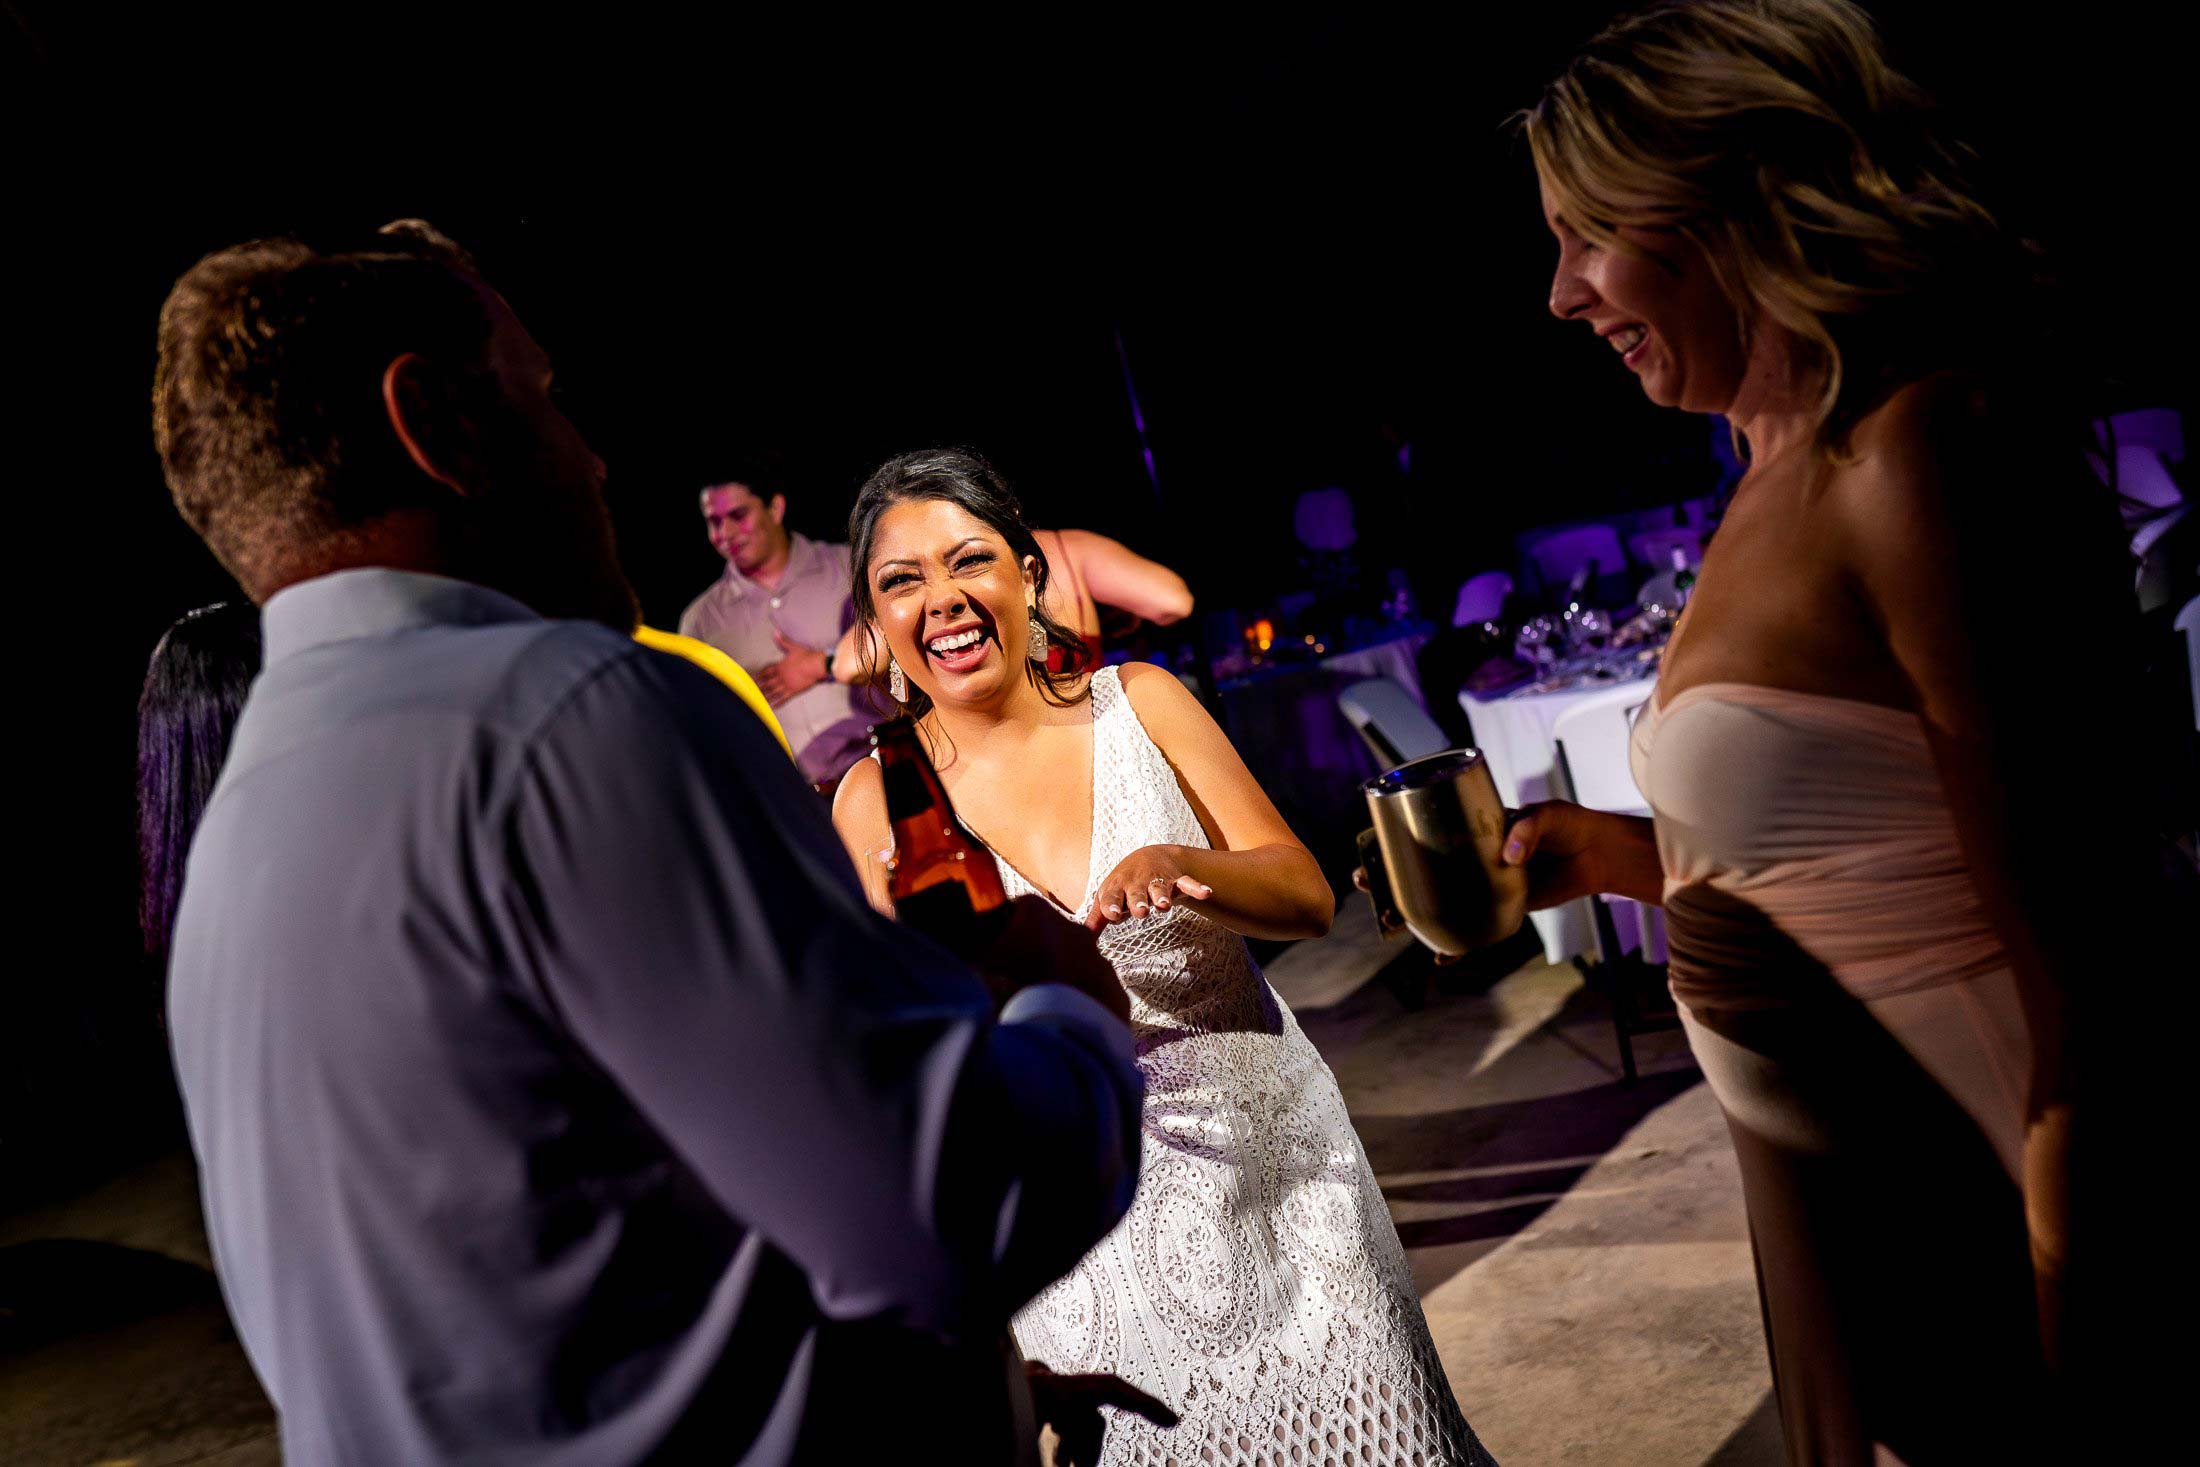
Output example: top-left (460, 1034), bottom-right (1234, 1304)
top-left (1502, 2), bottom-right (2171, 1460)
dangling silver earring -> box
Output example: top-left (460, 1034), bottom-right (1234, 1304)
top-left (1027, 607), bottom-right (1048, 663)
top-left (888, 658), bottom-right (907, 702)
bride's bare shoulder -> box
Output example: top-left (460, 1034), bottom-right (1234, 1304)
top-left (829, 756), bottom-right (896, 912)
top-left (831, 756), bottom-right (885, 839)
top-left (1116, 661), bottom-right (1239, 766)
top-left (1116, 660), bottom-right (1201, 718)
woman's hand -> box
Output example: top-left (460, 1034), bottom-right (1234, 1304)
top-left (1085, 844), bottom-right (1214, 931)
top-left (1501, 801), bottom-right (1604, 909)
top-left (1500, 801), bottom-right (1667, 908)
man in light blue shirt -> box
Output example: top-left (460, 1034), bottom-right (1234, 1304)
top-left (153, 221), bottom-right (1144, 1464)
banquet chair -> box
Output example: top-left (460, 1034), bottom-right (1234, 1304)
top-left (1549, 681), bottom-right (1679, 1083)
top-left (1452, 570), bottom-right (1513, 628)
top-left (1339, 678), bottom-right (1449, 769)
top-left (1522, 523), bottom-right (1627, 598)
top-left (2177, 595), bottom-right (2200, 735)
top-left (2109, 407), bottom-right (2185, 461)
top-left (1626, 526), bottom-right (1703, 575)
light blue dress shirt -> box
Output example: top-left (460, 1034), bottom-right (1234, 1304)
top-left (168, 568), bottom-right (1142, 1465)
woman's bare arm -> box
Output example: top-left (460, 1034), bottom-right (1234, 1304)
top-left (830, 621), bottom-right (886, 686)
top-left (829, 758), bottom-right (897, 917)
top-left (1056, 530), bottom-right (1194, 626)
top-left (1105, 662), bottom-right (1332, 940)
top-left (1831, 382), bottom-right (2146, 1355)
top-left (1835, 391), bottom-right (2094, 1076)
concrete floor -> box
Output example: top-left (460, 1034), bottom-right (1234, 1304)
top-left (1269, 906), bottom-right (1778, 1465)
top-left (1, 907), bottom-right (1776, 1466)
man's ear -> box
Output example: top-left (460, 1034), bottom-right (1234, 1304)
top-left (768, 494), bottom-right (788, 526)
top-left (382, 353), bottom-right (481, 498)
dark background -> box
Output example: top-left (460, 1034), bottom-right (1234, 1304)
top-left (5, 2), bottom-right (2188, 1198)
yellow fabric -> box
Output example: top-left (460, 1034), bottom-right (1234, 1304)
top-left (632, 625), bottom-right (794, 758)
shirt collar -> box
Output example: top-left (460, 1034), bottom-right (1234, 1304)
top-left (719, 533), bottom-right (820, 598)
top-left (261, 568), bottom-right (543, 666)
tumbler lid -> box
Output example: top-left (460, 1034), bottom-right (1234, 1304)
top-left (1362, 747), bottom-right (1484, 797)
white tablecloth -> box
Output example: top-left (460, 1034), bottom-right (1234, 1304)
top-left (1460, 679), bottom-right (1668, 968)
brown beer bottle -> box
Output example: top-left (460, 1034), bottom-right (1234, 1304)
top-left (872, 719), bottom-right (1010, 954)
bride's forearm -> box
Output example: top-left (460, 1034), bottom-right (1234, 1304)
top-left (1173, 845), bottom-right (1334, 942)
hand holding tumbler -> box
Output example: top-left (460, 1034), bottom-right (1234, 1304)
top-left (1360, 749), bottom-right (1528, 957)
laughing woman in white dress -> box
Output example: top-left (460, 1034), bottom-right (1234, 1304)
top-left (832, 449), bottom-right (1490, 1467)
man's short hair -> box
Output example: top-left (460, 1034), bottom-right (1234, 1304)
top-left (697, 457), bottom-right (791, 508)
top-left (152, 220), bottom-right (494, 591)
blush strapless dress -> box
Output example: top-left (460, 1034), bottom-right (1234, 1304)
top-left (1631, 681), bottom-right (2051, 1465)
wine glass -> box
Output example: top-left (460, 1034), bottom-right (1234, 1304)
top-left (1513, 614), bottom-right (1560, 667)
top-left (1563, 601), bottom-right (1610, 654)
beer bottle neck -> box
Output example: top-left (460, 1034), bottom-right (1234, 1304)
top-left (876, 729), bottom-right (977, 857)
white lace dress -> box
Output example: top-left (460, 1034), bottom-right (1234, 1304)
top-left (1003, 668), bottom-right (1492, 1467)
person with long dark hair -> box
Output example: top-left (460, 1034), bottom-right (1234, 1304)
top-left (831, 448), bottom-right (1490, 1465)
top-left (136, 602), bottom-right (788, 968)
top-left (1499, 2), bottom-right (2179, 1458)
top-left (137, 602), bottom-right (262, 961)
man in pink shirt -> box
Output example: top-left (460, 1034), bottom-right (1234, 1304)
top-left (678, 478), bottom-right (874, 786)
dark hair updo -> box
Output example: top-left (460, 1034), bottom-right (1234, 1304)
top-left (137, 601), bottom-right (264, 960)
top-left (848, 448), bottom-right (1089, 721)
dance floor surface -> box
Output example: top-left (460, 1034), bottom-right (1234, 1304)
top-left (1, 905), bottom-right (1775, 1466)
top-left (1270, 904), bottom-right (1777, 1465)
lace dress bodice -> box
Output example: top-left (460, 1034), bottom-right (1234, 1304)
top-left (994, 668), bottom-right (1281, 1046)
top-left (1000, 669), bottom-right (1490, 1467)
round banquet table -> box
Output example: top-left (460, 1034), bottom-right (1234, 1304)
top-left (1460, 675), bottom-right (1668, 968)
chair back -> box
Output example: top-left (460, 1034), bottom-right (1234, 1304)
top-left (2176, 595), bottom-right (2200, 734)
top-left (1524, 524), bottom-right (1627, 594)
top-left (1627, 526), bottom-right (1703, 574)
top-left (1338, 678), bottom-right (1450, 768)
top-left (2115, 446), bottom-right (2186, 515)
top-left (2110, 408), bottom-right (2185, 461)
top-left (1452, 570), bottom-right (1514, 627)
top-left (1549, 681), bottom-right (1658, 814)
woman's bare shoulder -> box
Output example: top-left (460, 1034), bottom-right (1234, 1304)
top-left (1849, 372), bottom-right (2053, 483)
top-left (1116, 659), bottom-right (1196, 713)
top-left (831, 755), bottom-right (886, 835)
top-left (1116, 661), bottom-right (1233, 756)
top-left (1831, 372), bottom-right (2100, 597)
top-left (1830, 373), bottom-right (2028, 529)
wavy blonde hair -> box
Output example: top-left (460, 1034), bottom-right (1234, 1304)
top-left (1522, 0), bottom-right (2039, 461)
